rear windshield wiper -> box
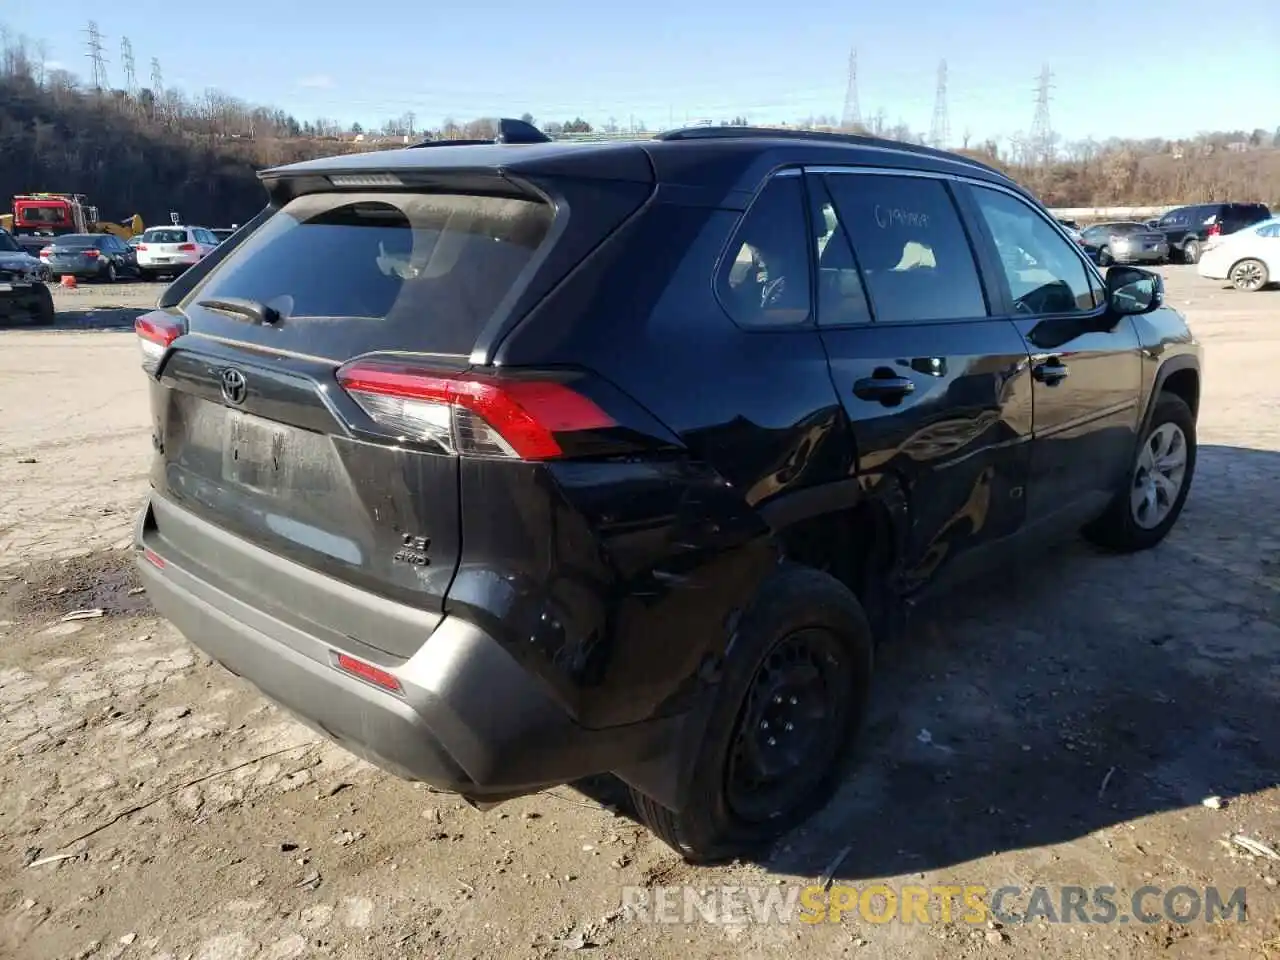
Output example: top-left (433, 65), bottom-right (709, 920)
top-left (196, 297), bottom-right (281, 325)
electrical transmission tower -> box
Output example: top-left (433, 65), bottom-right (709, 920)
top-left (841, 48), bottom-right (862, 130)
top-left (85, 21), bottom-right (109, 91)
top-left (120, 37), bottom-right (137, 93)
top-left (929, 59), bottom-right (950, 148)
top-left (150, 57), bottom-right (163, 93)
top-left (1030, 63), bottom-right (1054, 164)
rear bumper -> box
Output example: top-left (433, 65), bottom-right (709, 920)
top-left (135, 495), bottom-right (677, 798)
top-left (138, 257), bottom-right (197, 271)
top-left (49, 263), bottom-right (107, 277)
top-left (1111, 246), bottom-right (1168, 263)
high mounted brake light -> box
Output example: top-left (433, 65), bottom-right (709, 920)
top-left (335, 358), bottom-right (614, 460)
top-left (135, 312), bottom-right (183, 376)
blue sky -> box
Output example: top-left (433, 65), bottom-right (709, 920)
top-left (5, 0), bottom-right (1277, 144)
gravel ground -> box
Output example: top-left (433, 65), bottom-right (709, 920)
top-left (1, 273), bottom-right (1279, 960)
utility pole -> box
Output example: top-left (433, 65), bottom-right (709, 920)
top-left (120, 36), bottom-right (137, 94)
top-left (150, 57), bottom-right (163, 94)
top-left (85, 21), bottom-right (109, 92)
top-left (841, 47), bottom-right (862, 130)
top-left (1030, 63), bottom-right (1055, 165)
top-left (929, 59), bottom-right (950, 149)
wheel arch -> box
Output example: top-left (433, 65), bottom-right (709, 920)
top-left (1145, 355), bottom-right (1200, 429)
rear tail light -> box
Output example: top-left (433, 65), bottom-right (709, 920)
top-left (178, 243), bottom-right (197, 252)
top-left (1207, 223), bottom-right (1222, 237)
top-left (83, 249), bottom-right (99, 258)
top-left (135, 312), bottom-right (184, 375)
top-left (335, 358), bottom-right (615, 460)
top-left (39, 247), bottom-right (52, 257)
top-left (137, 243), bottom-right (148, 251)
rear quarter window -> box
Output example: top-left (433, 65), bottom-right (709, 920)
top-left (186, 192), bottom-right (553, 356)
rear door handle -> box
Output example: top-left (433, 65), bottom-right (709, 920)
top-left (853, 375), bottom-right (915, 404)
top-left (1033, 360), bottom-right (1069, 385)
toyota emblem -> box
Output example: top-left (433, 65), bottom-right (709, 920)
top-left (220, 367), bottom-right (248, 405)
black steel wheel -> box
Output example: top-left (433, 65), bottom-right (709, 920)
top-left (726, 627), bottom-right (855, 823)
top-left (626, 564), bottom-right (874, 863)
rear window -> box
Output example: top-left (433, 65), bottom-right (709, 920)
top-left (144, 229), bottom-right (189, 244)
top-left (53, 235), bottom-right (100, 248)
top-left (187, 191), bottom-right (553, 356)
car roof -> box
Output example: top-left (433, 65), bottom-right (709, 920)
top-left (260, 127), bottom-right (1022, 205)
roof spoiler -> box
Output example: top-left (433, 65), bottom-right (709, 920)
top-left (410, 118), bottom-right (551, 149)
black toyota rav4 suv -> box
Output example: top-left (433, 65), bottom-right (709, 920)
top-left (134, 121), bottom-right (1201, 863)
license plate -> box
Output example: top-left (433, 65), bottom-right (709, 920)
top-left (221, 411), bottom-right (292, 496)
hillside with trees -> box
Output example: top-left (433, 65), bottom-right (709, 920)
top-left (1, 28), bottom-right (1277, 227)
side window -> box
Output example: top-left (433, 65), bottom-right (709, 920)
top-left (717, 175), bottom-right (812, 328)
top-left (1258, 223), bottom-right (1280, 238)
top-left (970, 186), bottom-right (1095, 314)
top-left (823, 173), bottom-right (987, 323)
top-left (807, 176), bottom-right (872, 326)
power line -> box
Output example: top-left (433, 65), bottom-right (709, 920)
top-left (120, 36), bottom-right (137, 93)
top-left (841, 47), bottom-right (861, 129)
top-left (85, 21), bottom-right (109, 92)
top-left (1030, 63), bottom-right (1054, 164)
top-left (929, 59), bottom-right (950, 148)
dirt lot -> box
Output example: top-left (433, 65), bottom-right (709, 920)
top-left (2, 275), bottom-right (1279, 960)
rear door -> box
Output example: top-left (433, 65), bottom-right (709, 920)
top-left (146, 189), bottom-right (558, 652)
top-left (959, 181), bottom-right (1142, 529)
top-left (808, 169), bottom-right (1034, 595)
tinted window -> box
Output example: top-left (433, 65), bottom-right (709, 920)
top-left (972, 186), bottom-right (1095, 314)
top-left (1158, 209), bottom-right (1190, 227)
top-left (52, 235), bottom-right (100, 249)
top-left (143, 229), bottom-right (189, 244)
top-left (808, 177), bottom-right (872, 326)
top-left (188, 191), bottom-right (554, 355)
top-left (1257, 223), bottom-right (1280, 238)
top-left (0, 231), bottom-right (21, 253)
top-left (717, 175), bottom-right (812, 327)
top-left (823, 173), bottom-right (986, 323)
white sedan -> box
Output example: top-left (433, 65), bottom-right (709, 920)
top-left (1196, 217), bottom-right (1280, 291)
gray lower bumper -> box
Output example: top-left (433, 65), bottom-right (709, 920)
top-left (136, 497), bottom-right (678, 798)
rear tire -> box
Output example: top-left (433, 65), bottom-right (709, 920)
top-left (629, 565), bottom-right (874, 863)
top-left (1229, 258), bottom-right (1269, 292)
top-left (103, 262), bottom-right (117, 283)
top-left (1181, 239), bottom-right (1201, 265)
top-left (1082, 393), bottom-right (1196, 553)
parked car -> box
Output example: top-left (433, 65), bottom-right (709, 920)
top-left (135, 226), bottom-right (221, 280)
top-left (1154, 202), bottom-right (1272, 264)
top-left (210, 228), bottom-right (235, 243)
top-left (1196, 216), bottom-right (1280, 291)
top-left (0, 227), bottom-right (54, 325)
top-left (1079, 221), bottom-right (1170, 265)
top-left (132, 122), bottom-right (1202, 863)
top-left (41, 233), bottom-right (139, 282)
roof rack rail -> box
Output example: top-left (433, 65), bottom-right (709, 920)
top-left (652, 125), bottom-right (1006, 176)
top-left (411, 117), bottom-right (551, 149)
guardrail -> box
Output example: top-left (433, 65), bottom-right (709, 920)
top-left (1049, 206), bottom-right (1174, 222)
